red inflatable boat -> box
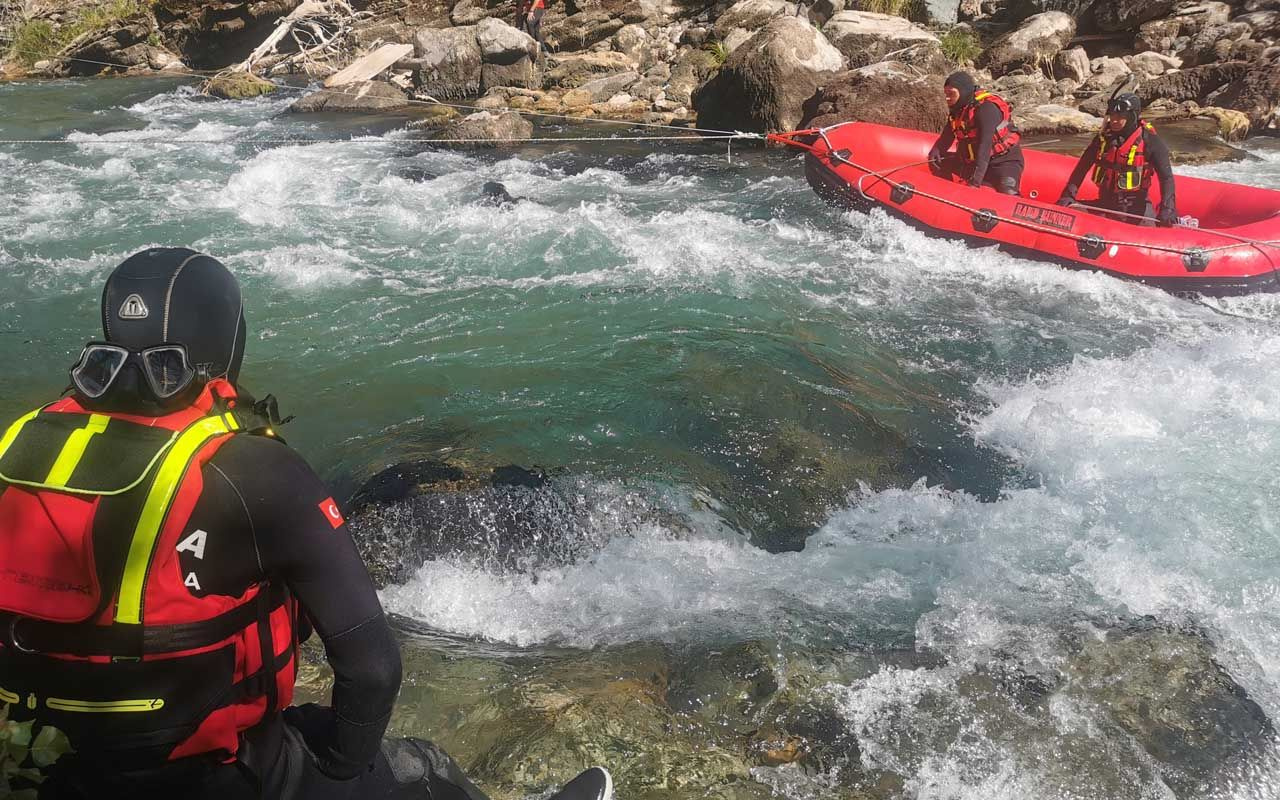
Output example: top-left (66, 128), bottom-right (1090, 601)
top-left (768, 122), bottom-right (1280, 296)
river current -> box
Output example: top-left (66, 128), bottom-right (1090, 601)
top-left (2, 77), bottom-right (1279, 800)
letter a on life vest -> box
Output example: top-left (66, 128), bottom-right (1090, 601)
top-left (176, 529), bottom-right (209, 560)
top-left (319, 497), bottom-right (344, 529)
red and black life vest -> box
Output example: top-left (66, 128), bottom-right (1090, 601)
top-left (1093, 120), bottom-right (1156, 196)
top-left (0, 379), bottom-right (297, 767)
top-left (949, 90), bottom-right (1021, 163)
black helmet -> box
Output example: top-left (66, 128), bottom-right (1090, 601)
top-left (1106, 92), bottom-right (1141, 118)
top-left (79, 248), bottom-right (246, 414)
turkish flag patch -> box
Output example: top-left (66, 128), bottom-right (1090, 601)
top-left (319, 497), bottom-right (345, 528)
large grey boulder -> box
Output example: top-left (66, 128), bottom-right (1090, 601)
top-left (561, 70), bottom-right (641, 106)
top-left (1126, 50), bottom-right (1179, 76)
top-left (1013, 102), bottom-right (1102, 133)
top-left (798, 65), bottom-right (949, 131)
top-left (978, 11), bottom-right (1076, 78)
top-left (1052, 45), bottom-right (1090, 83)
top-left (289, 80), bottom-right (409, 112)
top-left (543, 51), bottom-right (638, 88)
top-left (992, 71), bottom-right (1054, 107)
top-left (476, 17), bottom-right (537, 63)
top-left (694, 15), bottom-right (845, 133)
top-left (923, 0), bottom-right (960, 23)
top-left (1094, 0), bottom-right (1178, 32)
top-left (433, 110), bottom-right (535, 145)
top-left (1081, 55), bottom-right (1132, 91)
top-left (820, 11), bottom-right (939, 68)
top-left (413, 26), bottom-right (483, 99)
top-left (712, 0), bottom-right (801, 39)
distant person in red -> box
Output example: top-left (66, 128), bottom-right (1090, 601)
top-left (525, 0), bottom-right (547, 55)
top-left (928, 71), bottom-right (1024, 196)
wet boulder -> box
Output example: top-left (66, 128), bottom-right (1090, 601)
top-left (413, 25), bottom-right (483, 99)
top-left (201, 71), bottom-right (277, 99)
top-left (693, 15), bottom-right (845, 134)
top-left (820, 11), bottom-right (941, 69)
top-left (289, 80), bottom-right (409, 112)
top-left (1063, 626), bottom-right (1275, 795)
top-left (977, 11), bottom-right (1077, 78)
top-left (434, 109), bottom-right (533, 143)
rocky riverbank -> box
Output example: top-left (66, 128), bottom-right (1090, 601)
top-left (1, 0), bottom-right (1276, 158)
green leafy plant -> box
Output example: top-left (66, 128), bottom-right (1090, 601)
top-left (7, 0), bottom-right (154, 67)
top-left (703, 40), bottom-right (729, 67)
top-left (940, 28), bottom-right (982, 64)
top-left (0, 704), bottom-right (72, 797)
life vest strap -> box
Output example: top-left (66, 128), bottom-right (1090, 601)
top-left (3, 584), bottom-right (289, 657)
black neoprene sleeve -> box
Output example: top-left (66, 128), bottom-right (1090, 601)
top-left (208, 435), bottom-right (402, 779)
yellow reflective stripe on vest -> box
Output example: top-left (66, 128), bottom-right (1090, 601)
top-left (0, 408), bottom-right (42, 462)
top-left (115, 416), bottom-right (233, 626)
top-left (0, 686), bottom-right (18, 705)
top-left (46, 697), bottom-right (165, 713)
top-left (44, 414), bottom-right (110, 488)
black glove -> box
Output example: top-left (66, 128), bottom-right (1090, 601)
top-left (1157, 207), bottom-right (1178, 227)
top-left (1056, 194), bottom-right (1075, 207)
top-left (927, 148), bottom-right (944, 174)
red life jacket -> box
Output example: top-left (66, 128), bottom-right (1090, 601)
top-left (0, 379), bottom-right (298, 767)
top-left (1092, 120), bottom-right (1156, 196)
top-left (949, 90), bottom-right (1021, 163)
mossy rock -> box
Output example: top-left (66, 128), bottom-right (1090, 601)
top-left (201, 72), bottom-right (277, 100)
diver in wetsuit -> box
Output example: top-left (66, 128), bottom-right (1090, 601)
top-left (0, 248), bottom-right (611, 800)
top-left (928, 71), bottom-right (1025, 196)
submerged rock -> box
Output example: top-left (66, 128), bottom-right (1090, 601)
top-left (1063, 625), bottom-right (1275, 795)
top-left (289, 80), bottom-right (409, 112)
top-left (431, 110), bottom-right (534, 144)
top-left (201, 71), bottom-right (277, 99)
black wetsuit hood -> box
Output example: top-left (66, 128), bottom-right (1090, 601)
top-left (944, 71), bottom-right (978, 110)
top-left (86, 248), bottom-right (246, 414)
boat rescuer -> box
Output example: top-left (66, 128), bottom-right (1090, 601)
top-left (1055, 92), bottom-right (1179, 227)
top-left (928, 71), bottom-right (1025, 196)
top-left (0, 248), bottom-right (613, 800)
